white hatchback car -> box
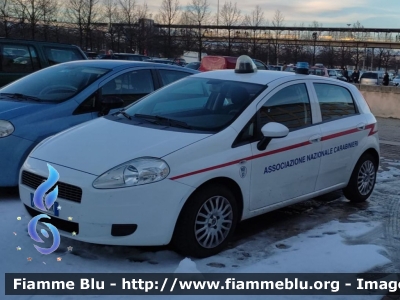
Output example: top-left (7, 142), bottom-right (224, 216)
top-left (19, 57), bottom-right (379, 258)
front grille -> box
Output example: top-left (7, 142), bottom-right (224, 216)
top-left (25, 205), bottom-right (79, 234)
top-left (21, 170), bottom-right (82, 203)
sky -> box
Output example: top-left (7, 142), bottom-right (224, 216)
top-left (144, 0), bottom-right (400, 28)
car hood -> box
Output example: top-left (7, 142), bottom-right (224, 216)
top-left (0, 100), bottom-right (48, 120)
top-left (30, 117), bottom-right (212, 175)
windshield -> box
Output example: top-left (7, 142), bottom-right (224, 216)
top-left (0, 64), bottom-right (110, 102)
top-left (123, 77), bottom-right (265, 131)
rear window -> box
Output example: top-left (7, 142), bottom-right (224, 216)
top-left (1, 44), bottom-right (40, 73)
top-left (361, 73), bottom-right (378, 79)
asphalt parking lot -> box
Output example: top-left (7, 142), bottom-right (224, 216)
top-left (377, 117), bottom-right (400, 161)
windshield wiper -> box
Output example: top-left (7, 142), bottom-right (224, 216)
top-left (0, 93), bottom-right (43, 102)
top-left (134, 114), bottom-right (192, 129)
top-left (117, 110), bottom-right (132, 120)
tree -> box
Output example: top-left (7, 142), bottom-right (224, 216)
top-left (13, 0), bottom-right (44, 39)
top-left (351, 21), bottom-right (368, 69)
top-left (319, 44), bottom-right (336, 68)
top-left (283, 22), bottom-right (306, 64)
top-left (157, 0), bottom-right (179, 57)
top-left (177, 10), bottom-right (196, 53)
top-left (375, 48), bottom-right (393, 70)
top-left (103, 0), bottom-right (120, 51)
top-left (136, 1), bottom-right (152, 55)
top-left (66, 0), bottom-right (85, 47)
top-left (187, 0), bottom-right (210, 60)
top-left (0, 0), bottom-right (16, 37)
top-left (271, 9), bottom-right (284, 64)
top-left (219, 1), bottom-right (241, 55)
top-left (119, 0), bottom-right (136, 52)
top-left (38, 0), bottom-right (58, 41)
top-left (308, 20), bottom-right (322, 65)
top-left (243, 5), bottom-right (264, 57)
top-left (81, 0), bottom-right (100, 50)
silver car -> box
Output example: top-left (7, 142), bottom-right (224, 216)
top-left (392, 75), bottom-right (400, 86)
top-left (360, 72), bottom-right (383, 85)
top-left (328, 69), bottom-right (348, 82)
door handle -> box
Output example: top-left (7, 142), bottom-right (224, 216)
top-left (357, 123), bottom-right (366, 130)
top-left (309, 135), bottom-right (321, 143)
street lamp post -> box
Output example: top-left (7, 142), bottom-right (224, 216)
top-left (312, 32), bottom-right (317, 66)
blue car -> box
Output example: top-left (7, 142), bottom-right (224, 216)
top-left (0, 60), bottom-right (199, 186)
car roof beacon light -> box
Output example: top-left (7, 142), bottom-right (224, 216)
top-left (235, 55), bottom-right (257, 73)
top-left (295, 62), bottom-right (309, 75)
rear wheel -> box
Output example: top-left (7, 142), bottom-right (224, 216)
top-left (343, 153), bottom-right (377, 203)
top-left (172, 184), bottom-right (239, 258)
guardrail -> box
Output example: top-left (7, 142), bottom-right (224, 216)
top-left (355, 84), bottom-right (400, 119)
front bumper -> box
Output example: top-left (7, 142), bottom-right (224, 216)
top-left (0, 135), bottom-right (34, 186)
top-left (19, 157), bottom-right (195, 246)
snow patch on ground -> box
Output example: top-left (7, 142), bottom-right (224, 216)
top-left (0, 198), bottom-right (389, 300)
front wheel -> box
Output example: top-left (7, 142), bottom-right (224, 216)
top-left (172, 184), bottom-right (239, 258)
top-left (343, 153), bottom-right (377, 203)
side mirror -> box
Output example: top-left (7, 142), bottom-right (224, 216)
top-left (98, 95), bottom-right (124, 116)
top-left (257, 122), bottom-right (289, 151)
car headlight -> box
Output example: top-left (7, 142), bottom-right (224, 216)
top-left (0, 120), bottom-right (14, 138)
top-left (93, 157), bottom-right (170, 189)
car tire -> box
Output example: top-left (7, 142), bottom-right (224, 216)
top-left (172, 184), bottom-right (239, 258)
top-left (343, 153), bottom-right (377, 203)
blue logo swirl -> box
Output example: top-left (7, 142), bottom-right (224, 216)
top-left (28, 214), bottom-right (61, 254)
top-left (33, 164), bottom-right (59, 211)
top-left (28, 164), bottom-right (61, 255)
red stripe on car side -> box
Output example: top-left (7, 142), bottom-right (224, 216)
top-left (365, 123), bottom-right (377, 136)
top-left (321, 128), bottom-right (359, 141)
top-left (169, 123), bottom-right (377, 181)
top-left (169, 140), bottom-right (311, 180)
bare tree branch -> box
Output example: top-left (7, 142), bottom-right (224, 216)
top-left (13, 0), bottom-right (45, 39)
top-left (243, 5), bottom-right (264, 56)
top-left (243, 4), bottom-right (264, 27)
top-left (187, 0), bottom-right (210, 60)
top-left (0, 0), bottom-right (17, 37)
top-left (219, 1), bottom-right (241, 55)
top-left (271, 9), bottom-right (284, 64)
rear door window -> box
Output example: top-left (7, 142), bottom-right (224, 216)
top-left (260, 83), bottom-right (312, 131)
top-left (43, 47), bottom-right (84, 66)
top-left (313, 83), bottom-right (357, 122)
top-left (101, 69), bottom-right (155, 106)
top-left (1, 44), bottom-right (40, 73)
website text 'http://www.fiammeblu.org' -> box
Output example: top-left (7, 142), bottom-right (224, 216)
top-left (6, 273), bottom-right (400, 296)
